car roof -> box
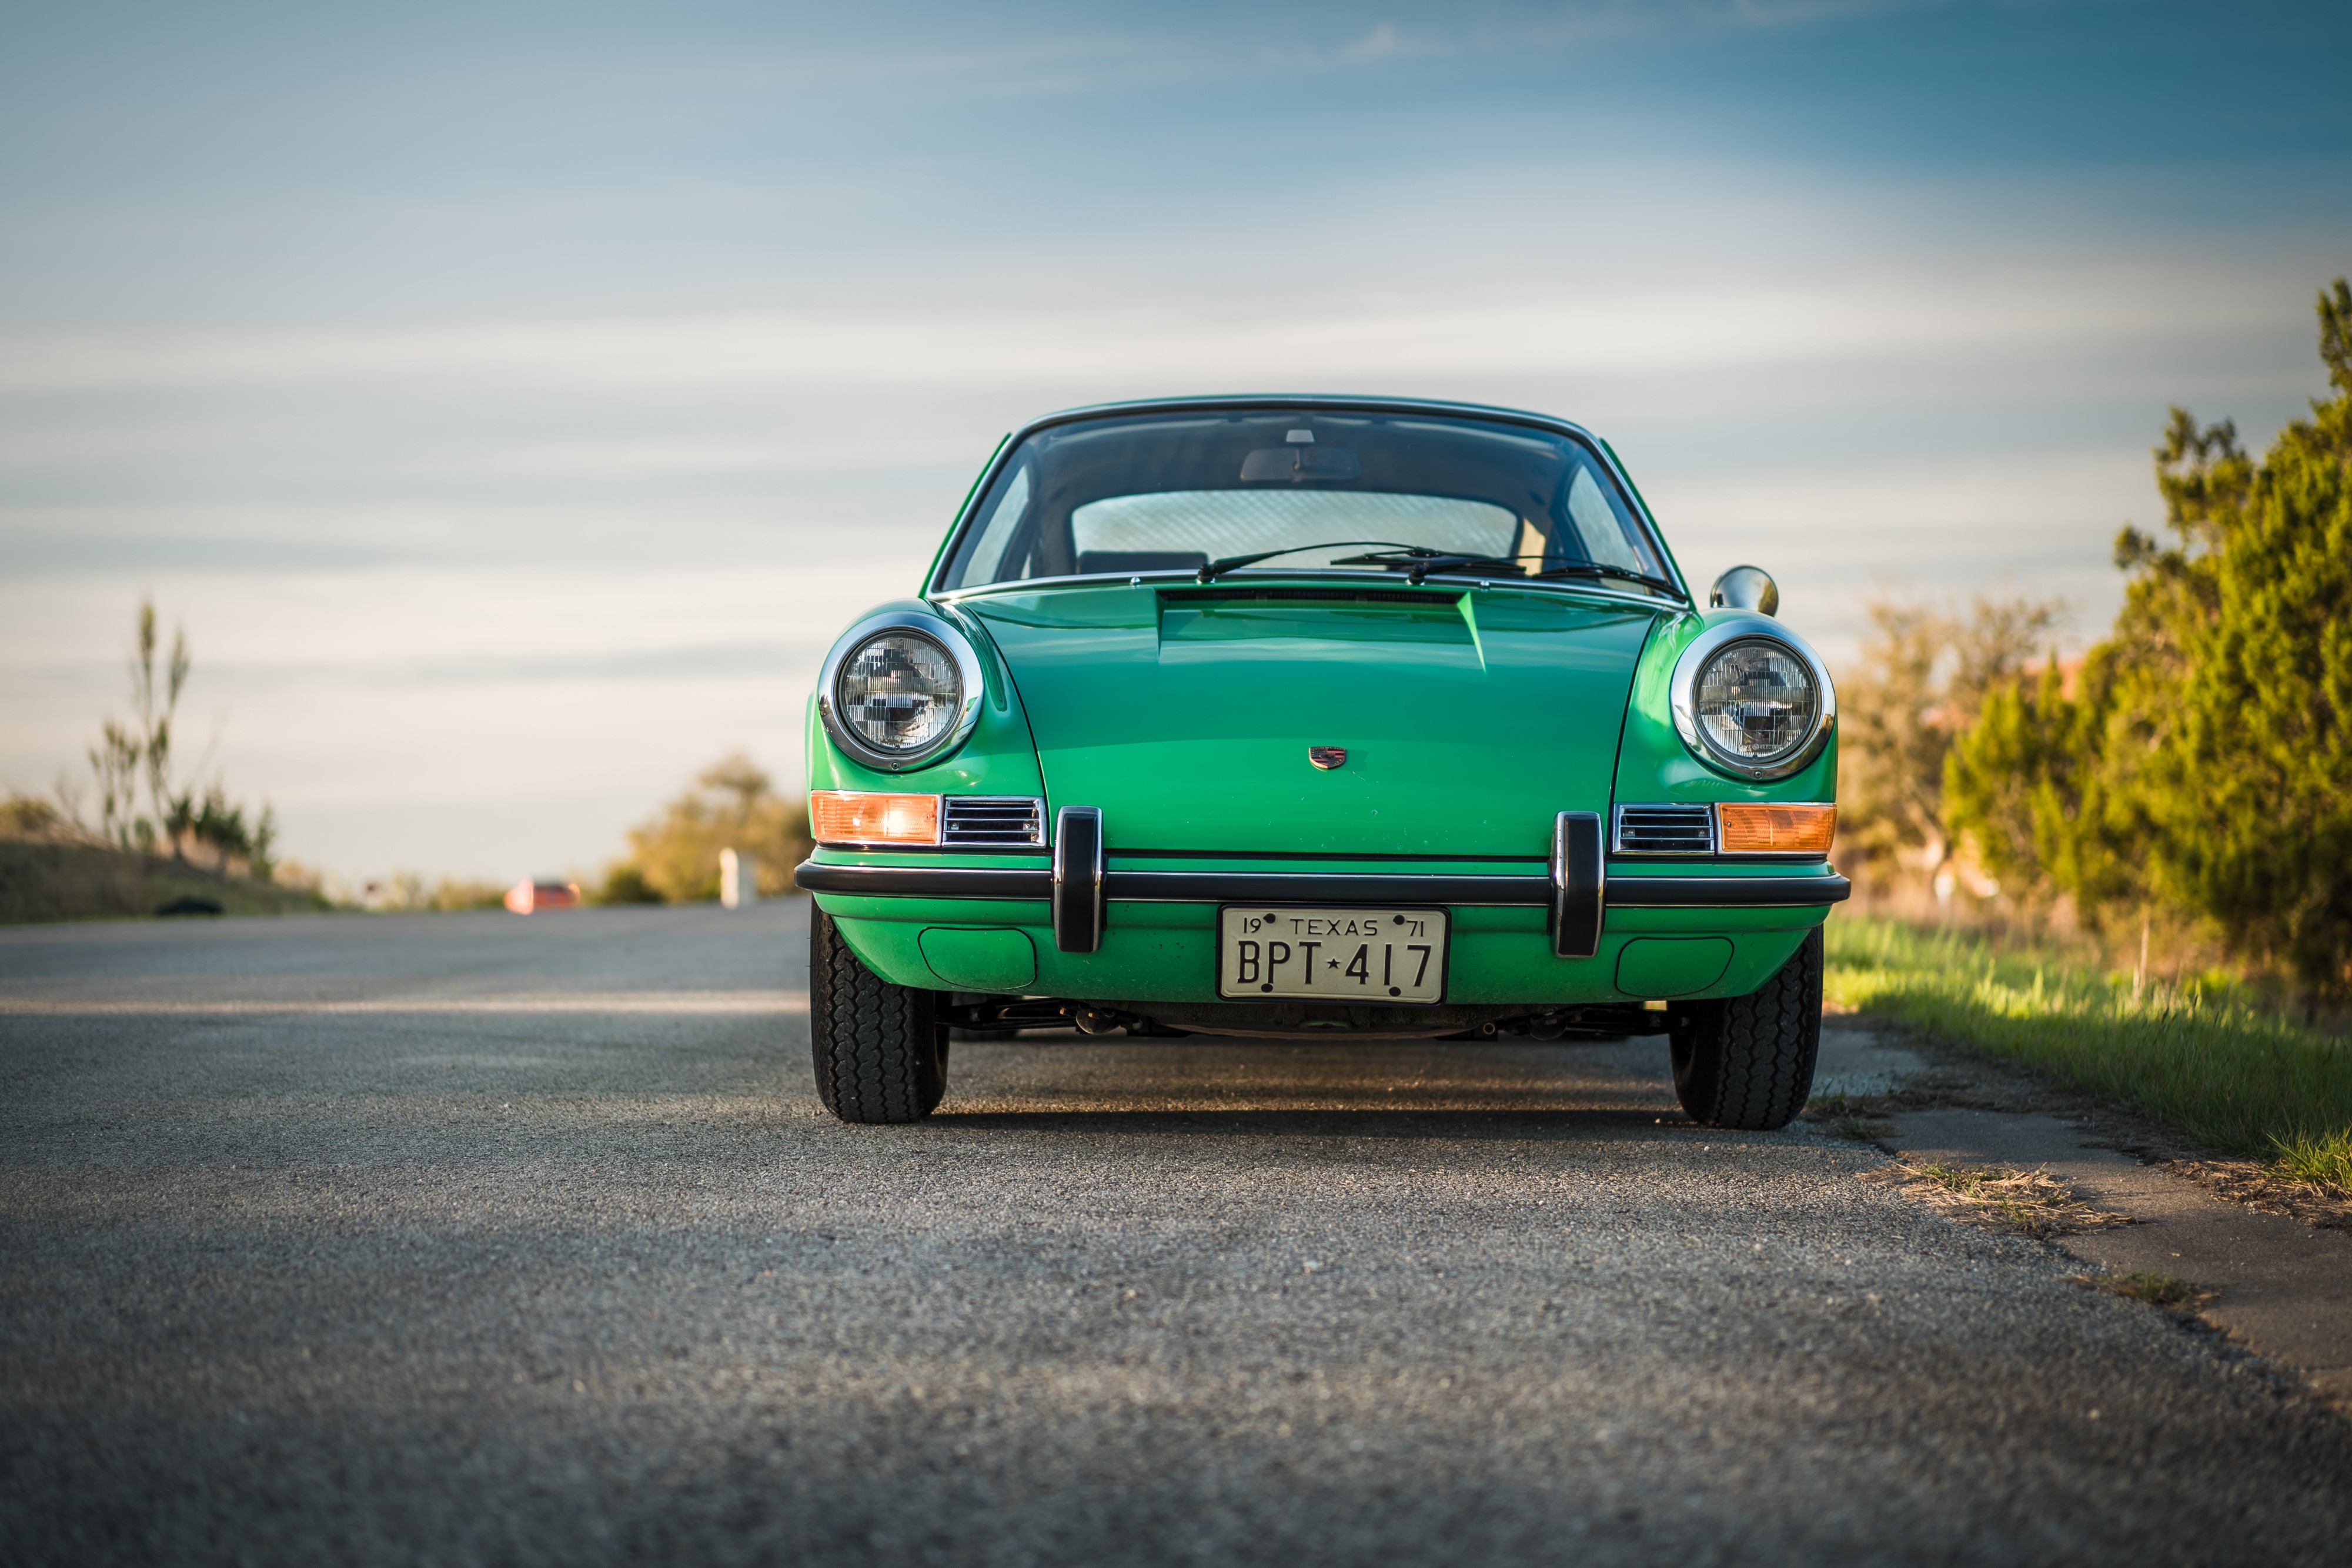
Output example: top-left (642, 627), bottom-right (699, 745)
top-left (1006, 394), bottom-right (1608, 446)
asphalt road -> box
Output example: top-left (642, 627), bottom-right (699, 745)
top-left (4, 902), bottom-right (2347, 1567)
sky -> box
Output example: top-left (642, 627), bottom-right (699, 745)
top-left (3, 0), bottom-right (2348, 885)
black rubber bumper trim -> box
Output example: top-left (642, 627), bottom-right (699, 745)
top-left (1111, 870), bottom-right (1556, 904)
top-left (796, 863), bottom-right (1052, 899)
top-left (1602, 875), bottom-right (1852, 907)
top-left (795, 861), bottom-right (1851, 908)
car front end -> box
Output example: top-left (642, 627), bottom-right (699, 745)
top-left (796, 397), bottom-right (1844, 1124)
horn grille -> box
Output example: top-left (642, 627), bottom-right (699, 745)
top-left (1612, 804), bottom-right (1716, 855)
top-left (940, 796), bottom-right (1045, 848)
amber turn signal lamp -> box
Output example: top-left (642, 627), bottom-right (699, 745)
top-left (1715, 802), bottom-right (1836, 854)
top-left (809, 790), bottom-right (941, 846)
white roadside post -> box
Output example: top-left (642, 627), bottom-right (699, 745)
top-left (720, 848), bottom-right (758, 910)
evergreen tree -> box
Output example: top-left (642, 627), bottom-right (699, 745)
top-left (2153, 280), bottom-right (2352, 994)
top-left (1946, 279), bottom-right (2352, 997)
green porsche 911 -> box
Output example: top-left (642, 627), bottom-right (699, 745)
top-left (795, 397), bottom-right (1845, 1128)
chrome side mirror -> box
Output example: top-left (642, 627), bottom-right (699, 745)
top-left (1708, 564), bottom-right (1779, 617)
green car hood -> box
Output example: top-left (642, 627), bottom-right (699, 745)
top-left (963, 583), bottom-right (1662, 858)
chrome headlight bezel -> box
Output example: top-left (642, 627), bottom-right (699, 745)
top-left (816, 610), bottom-right (987, 773)
top-left (1669, 616), bottom-right (1837, 781)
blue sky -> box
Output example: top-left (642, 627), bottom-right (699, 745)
top-left (3, 1), bottom-right (2348, 883)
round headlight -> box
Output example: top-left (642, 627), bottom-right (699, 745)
top-left (817, 610), bottom-right (988, 771)
top-left (1669, 618), bottom-right (1835, 781)
top-left (836, 633), bottom-right (961, 757)
top-left (1693, 638), bottom-right (1818, 765)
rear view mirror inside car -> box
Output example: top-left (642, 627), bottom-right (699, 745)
top-left (1240, 445), bottom-right (1361, 482)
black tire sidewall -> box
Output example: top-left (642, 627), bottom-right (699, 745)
top-left (809, 909), bottom-right (947, 1124)
top-left (1669, 927), bottom-right (1822, 1131)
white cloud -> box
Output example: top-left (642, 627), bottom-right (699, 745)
top-left (0, 259), bottom-right (2291, 399)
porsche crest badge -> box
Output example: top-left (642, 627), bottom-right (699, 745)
top-left (1308, 746), bottom-right (1347, 770)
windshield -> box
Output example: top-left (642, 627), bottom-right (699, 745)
top-left (934, 407), bottom-right (1676, 594)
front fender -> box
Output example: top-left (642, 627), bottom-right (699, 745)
top-left (1613, 609), bottom-right (1839, 807)
top-left (804, 600), bottom-right (1047, 799)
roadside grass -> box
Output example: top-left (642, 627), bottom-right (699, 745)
top-left (1863, 1161), bottom-right (2134, 1238)
top-left (2093, 1271), bottom-right (2215, 1312)
top-left (1826, 915), bottom-right (2352, 1196)
top-left (0, 838), bottom-right (328, 924)
top-left (2270, 1130), bottom-right (2352, 1198)
top-left (1803, 1091), bottom-right (1893, 1142)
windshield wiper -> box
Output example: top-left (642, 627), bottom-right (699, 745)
top-left (1528, 561), bottom-right (1686, 597)
top-left (1195, 540), bottom-right (1435, 583)
top-left (1328, 547), bottom-right (1529, 585)
top-left (1329, 547), bottom-right (1682, 595)
top-left (1195, 541), bottom-right (1686, 599)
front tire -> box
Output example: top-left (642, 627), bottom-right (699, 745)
top-left (810, 910), bottom-right (948, 1124)
top-left (1669, 927), bottom-right (1822, 1131)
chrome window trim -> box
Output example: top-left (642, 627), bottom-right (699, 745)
top-left (922, 395), bottom-right (1692, 607)
top-left (1611, 802), bottom-right (1718, 856)
top-left (816, 610), bottom-right (987, 773)
top-left (1669, 616), bottom-right (1838, 783)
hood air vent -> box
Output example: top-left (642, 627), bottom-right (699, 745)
top-left (1160, 586), bottom-right (1459, 607)
top-left (941, 796), bottom-right (1045, 848)
top-left (1613, 804), bottom-right (1715, 855)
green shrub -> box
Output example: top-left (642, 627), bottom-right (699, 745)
top-left (594, 864), bottom-right (664, 905)
top-left (1826, 914), bottom-right (2352, 1163)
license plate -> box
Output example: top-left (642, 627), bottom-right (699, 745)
top-left (1216, 907), bottom-right (1449, 1003)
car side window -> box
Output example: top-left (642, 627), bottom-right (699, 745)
top-left (1561, 463), bottom-right (1651, 574)
top-left (957, 461), bottom-right (1033, 583)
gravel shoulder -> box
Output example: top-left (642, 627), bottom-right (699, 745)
top-left (4, 905), bottom-right (2348, 1567)
top-left (1813, 1027), bottom-right (2352, 1411)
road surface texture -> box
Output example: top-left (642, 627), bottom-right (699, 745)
top-left (4, 903), bottom-right (2347, 1567)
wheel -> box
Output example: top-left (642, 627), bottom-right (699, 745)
top-left (1669, 927), bottom-right (1822, 1131)
top-left (810, 909), bottom-right (948, 1124)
